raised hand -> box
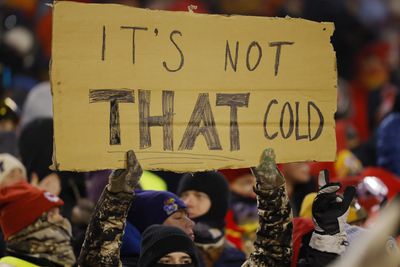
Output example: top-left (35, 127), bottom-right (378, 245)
top-left (107, 150), bottom-right (143, 193)
top-left (312, 170), bottom-right (356, 235)
top-left (308, 169), bottom-right (356, 256)
top-left (251, 148), bottom-right (285, 190)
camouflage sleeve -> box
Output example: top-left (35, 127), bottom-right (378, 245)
top-left (78, 188), bottom-right (133, 267)
top-left (242, 185), bottom-right (293, 267)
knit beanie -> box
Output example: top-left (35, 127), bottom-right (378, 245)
top-left (177, 171), bottom-right (229, 229)
top-left (138, 225), bottom-right (199, 267)
top-left (0, 153), bottom-right (26, 185)
top-left (0, 181), bottom-right (64, 240)
top-left (127, 190), bottom-right (187, 233)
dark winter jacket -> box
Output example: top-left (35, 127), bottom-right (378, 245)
top-left (213, 244), bottom-right (247, 267)
top-left (377, 113), bottom-right (400, 176)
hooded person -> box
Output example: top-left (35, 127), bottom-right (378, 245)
top-left (177, 171), bottom-right (246, 267)
top-left (138, 225), bottom-right (200, 267)
top-left (121, 190), bottom-right (195, 267)
top-left (0, 181), bottom-right (76, 266)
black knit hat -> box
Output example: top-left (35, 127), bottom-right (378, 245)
top-left (177, 171), bottom-right (229, 229)
top-left (138, 225), bottom-right (199, 267)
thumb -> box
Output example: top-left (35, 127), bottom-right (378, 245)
top-left (318, 169), bottom-right (330, 188)
top-left (126, 150), bottom-right (136, 170)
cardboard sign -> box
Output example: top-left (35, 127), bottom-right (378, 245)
top-left (51, 1), bottom-right (337, 172)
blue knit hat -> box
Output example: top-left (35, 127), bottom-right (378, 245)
top-left (127, 190), bottom-right (187, 233)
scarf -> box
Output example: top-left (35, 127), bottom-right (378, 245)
top-left (7, 213), bottom-right (76, 266)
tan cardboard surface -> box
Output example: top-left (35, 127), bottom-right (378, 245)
top-left (51, 1), bottom-right (337, 171)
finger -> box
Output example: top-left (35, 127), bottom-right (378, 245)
top-left (319, 182), bottom-right (341, 194)
top-left (262, 148), bottom-right (276, 162)
top-left (126, 150), bottom-right (136, 170)
top-left (126, 150), bottom-right (143, 179)
top-left (339, 186), bottom-right (356, 215)
top-left (257, 148), bottom-right (275, 169)
top-left (318, 169), bottom-right (329, 188)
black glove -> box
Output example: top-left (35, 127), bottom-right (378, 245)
top-left (309, 170), bottom-right (355, 254)
top-left (312, 170), bottom-right (356, 235)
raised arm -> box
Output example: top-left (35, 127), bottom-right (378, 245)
top-left (242, 148), bottom-right (293, 267)
top-left (78, 150), bottom-right (142, 267)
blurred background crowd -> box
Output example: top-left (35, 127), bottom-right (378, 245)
top-left (0, 0), bottom-right (400, 265)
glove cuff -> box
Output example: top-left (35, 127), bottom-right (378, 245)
top-left (309, 231), bottom-right (349, 255)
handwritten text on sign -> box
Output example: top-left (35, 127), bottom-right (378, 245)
top-left (51, 1), bottom-right (337, 171)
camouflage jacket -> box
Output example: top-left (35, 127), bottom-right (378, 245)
top-left (78, 188), bottom-right (133, 267)
top-left (242, 185), bottom-right (293, 267)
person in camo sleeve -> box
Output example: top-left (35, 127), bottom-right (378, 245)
top-left (78, 148), bottom-right (292, 267)
top-left (78, 150), bottom-right (143, 267)
top-left (243, 148), bottom-right (293, 267)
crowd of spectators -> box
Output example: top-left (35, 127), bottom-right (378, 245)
top-left (0, 0), bottom-right (399, 266)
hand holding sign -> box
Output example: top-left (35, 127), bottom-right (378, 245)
top-left (251, 148), bottom-right (285, 190)
top-left (108, 150), bottom-right (143, 193)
